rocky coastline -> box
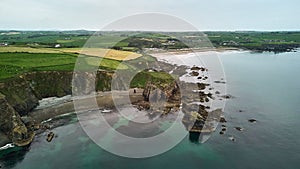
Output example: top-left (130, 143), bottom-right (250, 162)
top-left (0, 70), bottom-right (122, 147)
top-left (0, 53), bottom-right (222, 148)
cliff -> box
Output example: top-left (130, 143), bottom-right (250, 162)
top-left (0, 70), bottom-right (118, 147)
top-left (0, 93), bottom-right (34, 146)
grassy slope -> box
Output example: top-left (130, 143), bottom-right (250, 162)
top-left (0, 45), bottom-right (143, 80)
top-left (0, 52), bottom-right (77, 80)
top-left (0, 51), bottom-right (172, 88)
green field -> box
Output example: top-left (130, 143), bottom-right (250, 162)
top-left (0, 53), bottom-right (77, 80)
top-left (1, 30), bottom-right (299, 82)
top-left (1, 30), bottom-right (299, 52)
top-left (0, 52), bottom-right (136, 80)
top-left (0, 51), bottom-right (173, 87)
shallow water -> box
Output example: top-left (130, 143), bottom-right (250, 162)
top-left (1, 50), bottom-right (300, 169)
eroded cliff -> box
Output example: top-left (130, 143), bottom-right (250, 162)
top-left (0, 70), bottom-right (117, 146)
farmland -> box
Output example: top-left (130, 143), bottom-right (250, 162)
top-left (0, 30), bottom-right (300, 81)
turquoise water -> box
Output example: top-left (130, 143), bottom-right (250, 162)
top-left (1, 51), bottom-right (300, 169)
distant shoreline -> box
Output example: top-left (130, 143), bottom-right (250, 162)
top-left (146, 47), bottom-right (243, 55)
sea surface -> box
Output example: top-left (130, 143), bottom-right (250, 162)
top-left (1, 50), bottom-right (300, 169)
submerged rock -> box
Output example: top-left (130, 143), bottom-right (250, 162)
top-left (221, 94), bottom-right (234, 99)
top-left (189, 131), bottom-right (201, 143)
top-left (214, 80), bottom-right (226, 84)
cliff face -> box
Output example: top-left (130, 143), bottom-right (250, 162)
top-left (0, 77), bottom-right (39, 116)
top-left (0, 70), bottom-right (118, 146)
top-left (24, 71), bottom-right (74, 99)
top-left (0, 71), bottom-right (116, 115)
top-left (0, 93), bottom-right (34, 146)
top-left (138, 81), bottom-right (181, 115)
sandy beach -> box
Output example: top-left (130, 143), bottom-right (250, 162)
top-left (28, 88), bottom-right (144, 123)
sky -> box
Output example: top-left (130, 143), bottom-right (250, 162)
top-left (0, 0), bottom-right (299, 31)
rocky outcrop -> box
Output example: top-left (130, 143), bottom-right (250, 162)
top-left (143, 82), bottom-right (180, 103)
top-left (138, 78), bottom-right (220, 134)
top-left (0, 93), bottom-right (34, 146)
top-left (139, 81), bottom-right (181, 115)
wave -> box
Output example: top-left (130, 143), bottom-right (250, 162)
top-left (0, 143), bottom-right (15, 151)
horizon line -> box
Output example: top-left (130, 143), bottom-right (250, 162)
top-left (0, 29), bottom-right (300, 32)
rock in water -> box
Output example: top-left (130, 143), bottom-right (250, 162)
top-left (248, 119), bottom-right (257, 123)
top-left (235, 127), bottom-right (244, 131)
top-left (47, 132), bottom-right (55, 142)
top-left (228, 136), bottom-right (236, 142)
top-left (190, 71), bottom-right (199, 76)
top-left (220, 117), bottom-right (227, 123)
top-left (221, 94), bottom-right (234, 99)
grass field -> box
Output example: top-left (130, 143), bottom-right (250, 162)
top-left (2, 30), bottom-right (298, 83)
top-left (0, 47), bottom-right (142, 61)
top-left (0, 47), bottom-right (62, 53)
top-left (60, 48), bottom-right (142, 60)
top-left (0, 52), bottom-right (136, 80)
top-left (0, 51), bottom-right (157, 83)
top-left (0, 52), bottom-right (77, 80)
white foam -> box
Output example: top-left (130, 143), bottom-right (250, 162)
top-left (0, 143), bottom-right (15, 151)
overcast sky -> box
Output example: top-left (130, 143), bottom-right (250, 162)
top-left (0, 0), bottom-right (299, 31)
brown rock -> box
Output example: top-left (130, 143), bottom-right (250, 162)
top-left (220, 117), bottom-right (227, 123)
top-left (190, 71), bottom-right (199, 76)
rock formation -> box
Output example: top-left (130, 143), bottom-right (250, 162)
top-left (0, 93), bottom-right (34, 146)
top-left (139, 81), bottom-right (181, 115)
top-left (0, 70), bottom-right (120, 147)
